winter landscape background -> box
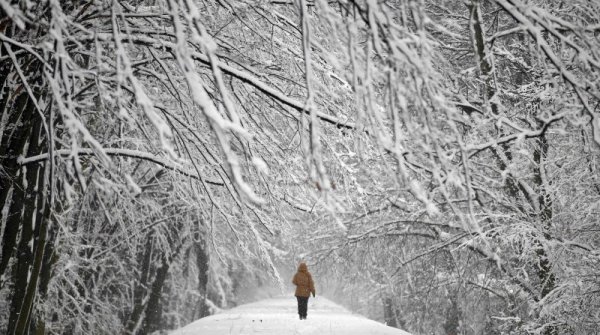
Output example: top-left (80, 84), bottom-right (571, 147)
top-left (0, 0), bottom-right (599, 334)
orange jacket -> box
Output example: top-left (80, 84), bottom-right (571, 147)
top-left (292, 262), bottom-right (315, 297)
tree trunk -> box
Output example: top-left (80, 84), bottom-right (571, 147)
top-left (13, 187), bottom-right (51, 335)
top-left (468, 0), bottom-right (497, 115)
top-left (138, 256), bottom-right (171, 335)
top-left (443, 293), bottom-right (462, 335)
top-left (0, 93), bottom-right (38, 282)
top-left (7, 114), bottom-right (46, 335)
top-left (32, 224), bottom-right (59, 335)
top-left (194, 239), bottom-right (209, 319)
top-left (383, 296), bottom-right (398, 328)
top-left (532, 132), bottom-right (557, 335)
top-left (123, 238), bottom-right (180, 335)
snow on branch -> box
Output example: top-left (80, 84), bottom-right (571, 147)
top-left (18, 148), bottom-right (223, 186)
top-left (90, 33), bottom-right (355, 130)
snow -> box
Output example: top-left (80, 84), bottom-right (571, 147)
top-left (0, 2), bottom-right (25, 30)
top-left (170, 296), bottom-right (411, 335)
top-left (409, 180), bottom-right (439, 217)
top-left (252, 156), bottom-right (270, 175)
top-left (593, 115), bottom-right (600, 147)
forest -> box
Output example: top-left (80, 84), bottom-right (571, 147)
top-left (0, 0), bottom-right (599, 334)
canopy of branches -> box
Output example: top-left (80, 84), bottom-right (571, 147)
top-left (0, 0), bottom-right (598, 334)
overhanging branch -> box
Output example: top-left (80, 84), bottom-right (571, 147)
top-left (18, 148), bottom-right (224, 186)
top-left (90, 33), bottom-right (356, 130)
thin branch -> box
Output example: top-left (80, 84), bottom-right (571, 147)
top-left (18, 148), bottom-right (223, 185)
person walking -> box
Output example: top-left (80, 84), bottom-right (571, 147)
top-left (292, 262), bottom-right (315, 320)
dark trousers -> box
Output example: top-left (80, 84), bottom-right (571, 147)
top-left (296, 296), bottom-right (309, 318)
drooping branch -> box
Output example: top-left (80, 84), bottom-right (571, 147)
top-left (90, 33), bottom-right (356, 130)
top-left (18, 148), bottom-right (223, 186)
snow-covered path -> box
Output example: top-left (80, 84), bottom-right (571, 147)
top-left (170, 296), bottom-right (411, 335)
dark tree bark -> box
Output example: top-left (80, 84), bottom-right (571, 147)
top-left (532, 132), bottom-right (557, 335)
top-left (194, 238), bottom-right (209, 319)
top-left (123, 229), bottom-right (180, 335)
top-left (383, 297), bottom-right (398, 328)
top-left (0, 93), bottom-right (38, 282)
top-left (7, 113), bottom-right (46, 335)
top-left (443, 293), bottom-right (462, 335)
top-left (138, 256), bottom-right (171, 335)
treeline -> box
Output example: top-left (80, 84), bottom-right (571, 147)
top-left (0, 0), bottom-right (293, 334)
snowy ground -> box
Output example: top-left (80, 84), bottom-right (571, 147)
top-left (170, 296), bottom-right (411, 335)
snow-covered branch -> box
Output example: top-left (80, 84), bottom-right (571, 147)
top-left (18, 149), bottom-right (223, 185)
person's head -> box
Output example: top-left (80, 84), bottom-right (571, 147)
top-left (298, 262), bottom-right (308, 272)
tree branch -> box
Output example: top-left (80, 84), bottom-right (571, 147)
top-left (18, 148), bottom-right (223, 186)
